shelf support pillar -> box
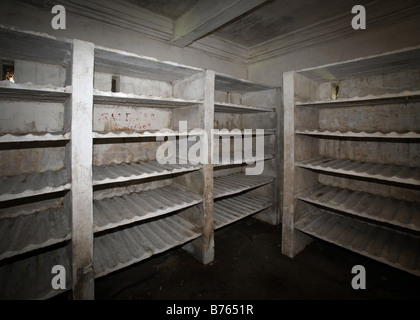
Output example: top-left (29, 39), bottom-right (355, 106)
top-left (282, 72), bottom-right (312, 258)
top-left (70, 39), bottom-right (95, 299)
top-left (182, 70), bottom-right (215, 264)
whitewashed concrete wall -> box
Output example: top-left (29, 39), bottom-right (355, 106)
top-left (0, 0), bottom-right (246, 79)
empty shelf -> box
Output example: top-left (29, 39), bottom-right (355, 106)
top-left (94, 184), bottom-right (202, 233)
top-left (295, 208), bottom-right (420, 277)
top-left (93, 160), bottom-right (201, 186)
top-left (215, 73), bottom-right (274, 93)
top-left (93, 130), bottom-right (201, 139)
top-left (0, 169), bottom-right (71, 202)
top-left (93, 214), bottom-right (201, 278)
top-left (0, 82), bottom-right (71, 102)
top-left (214, 194), bottom-right (272, 229)
top-left (215, 101), bottom-right (274, 113)
top-left (297, 47), bottom-right (420, 82)
top-left (214, 129), bottom-right (276, 136)
top-left (0, 132), bottom-right (71, 143)
top-left (297, 185), bottom-right (420, 232)
top-left (296, 157), bottom-right (420, 186)
top-left (214, 173), bottom-right (274, 199)
top-left (0, 205), bottom-right (70, 260)
top-left (94, 46), bottom-right (203, 82)
top-left (93, 90), bottom-right (202, 107)
top-left (295, 129), bottom-right (420, 139)
top-left (0, 26), bottom-right (72, 67)
top-left (213, 153), bottom-right (275, 167)
top-left (295, 90), bottom-right (420, 107)
top-left (0, 244), bottom-right (71, 299)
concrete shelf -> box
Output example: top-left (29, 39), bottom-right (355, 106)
top-left (295, 208), bottom-right (420, 277)
top-left (93, 160), bottom-right (201, 186)
top-left (297, 184), bottom-right (420, 232)
top-left (93, 184), bottom-right (202, 233)
top-left (0, 82), bottom-right (71, 102)
top-left (0, 244), bottom-right (71, 300)
top-left (214, 101), bottom-right (275, 113)
top-left (93, 213), bottom-right (201, 278)
top-left (297, 46), bottom-right (420, 82)
top-left (94, 46), bottom-right (204, 82)
top-left (0, 132), bottom-right (71, 143)
top-left (295, 129), bottom-right (420, 139)
top-left (296, 157), bottom-right (420, 186)
top-left (93, 89), bottom-right (203, 107)
top-left (214, 194), bottom-right (272, 230)
top-left (213, 153), bottom-right (275, 167)
top-left (0, 27), bottom-right (72, 67)
top-left (0, 205), bottom-right (70, 260)
top-left (295, 90), bottom-right (420, 107)
top-left (0, 169), bottom-right (71, 202)
top-left (213, 128), bottom-right (276, 136)
top-left (215, 72), bottom-right (274, 93)
top-left (93, 130), bottom-right (202, 139)
top-left (214, 172), bottom-right (274, 199)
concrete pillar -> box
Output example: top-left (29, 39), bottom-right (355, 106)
top-left (183, 70), bottom-right (215, 264)
top-left (282, 71), bottom-right (312, 258)
top-left (282, 71), bottom-right (297, 257)
top-left (70, 39), bottom-right (94, 299)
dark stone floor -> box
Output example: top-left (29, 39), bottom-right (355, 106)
top-left (93, 217), bottom-right (420, 300)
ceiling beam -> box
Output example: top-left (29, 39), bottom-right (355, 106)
top-left (171, 0), bottom-right (269, 47)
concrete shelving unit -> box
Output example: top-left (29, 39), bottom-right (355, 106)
top-left (212, 73), bottom-right (281, 229)
top-left (0, 26), bottom-right (281, 299)
top-left (0, 27), bottom-right (74, 300)
top-left (90, 42), bottom-right (214, 301)
top-left (282, 46), bottom-right (420, 277)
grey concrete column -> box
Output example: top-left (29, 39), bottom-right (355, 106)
top-left (282, 71), bottom-right (312, 258)
top-left (70, 39), bottom-right (94, 299)
top-left (183, 70), bottom-right (215, 264)
top-left (282, 71), bottom-right (297, 257)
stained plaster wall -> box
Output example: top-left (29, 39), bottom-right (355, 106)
top-left (0, 0), bottom-right (246, 79)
